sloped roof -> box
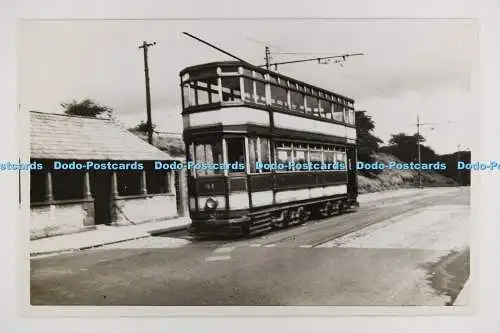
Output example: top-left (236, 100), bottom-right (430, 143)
top-left (130, 131), bottom-right (186, 160)
top-left (30, 111), bottom-right (175, 161)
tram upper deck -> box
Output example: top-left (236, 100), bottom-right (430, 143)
top-left (180, 61), bottom-right (356, 145)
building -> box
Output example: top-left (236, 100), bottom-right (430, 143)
top-left (29, 111), bottom-right (184, 240)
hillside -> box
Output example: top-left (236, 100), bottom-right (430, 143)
top-left (357, 152), bottom-right (457, 194)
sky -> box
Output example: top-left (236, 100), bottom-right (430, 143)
top-left (18, 19), bottom-right (478, 154)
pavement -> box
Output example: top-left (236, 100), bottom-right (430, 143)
top-left (30, 216), bottom-right (191, 257)
top-left (30, 187), bottom-right (471, 306)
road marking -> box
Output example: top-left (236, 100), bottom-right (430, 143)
top-left (263, 244), bottom-right (277, 248)
top-left (299, 245), bottom-right (313, 248)
top-left (249, 244), bottom-right (262, 247)
top-left (214, 246), bottom-right (235, 253)
top-left (205, 256), bottom-right (231, 262)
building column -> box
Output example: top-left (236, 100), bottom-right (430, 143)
top-left (111, 172), bottom-right (118, 198)
top-left (83, 171), bottom-right (92, 199)
top-left (44, 170), bottom-right (53, 201)
top-left (140, 170), bottom-right (147, 195)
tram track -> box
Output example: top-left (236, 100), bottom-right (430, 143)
top-left (250, 189), bottom-right (467, 248)
top-left (158, 188), bottom-right (466, 250)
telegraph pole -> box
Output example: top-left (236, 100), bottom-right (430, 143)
top-left (265, 46), bottom-right (271, 70)
top-left (138, 40), bottom-right (156, 144)
top-left (417, 114), bottom-right (422, 188)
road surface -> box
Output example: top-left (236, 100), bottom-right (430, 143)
top-left (30, 187), bottom-right (470, 306)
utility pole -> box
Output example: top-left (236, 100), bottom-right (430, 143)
top-left (417, 114), bottom-right (422, 188)
top-left (457, 144), bottom-right (461, 186)
top-left (265, 46), bottom-right (271, 70)
top-left (138, 40), bottom-right (156, 145)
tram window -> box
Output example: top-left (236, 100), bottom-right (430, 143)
top-left (333, 103), bottom-right (344, 122)
top-left (188, 144), bottom-right (194, 162)
top-left (294, 148), bottom-right (308, 165)
top-left (321, 100), bottom-right (333, 119)
top-left (260, 138), bottom-right (270, 164)
top-left (196, 81), bottom-right (210, 105)
top-left (290, 91), bottom-right (305, 112)
top-left (226, 138), bottom-right (245, 173)
top-left (305, 96), bottom-right (319, 115)
top-left (248, 137), bottom-right (258, 173)
top-left (324, 151), bottom-right (335, 165)
top-left (182, 83), bottom-right (196, 108)
top-left (243, 78), bottom-right (254, 102)
top-left (271, 85), bottom-right (288, 108)
top-left (195, 142), bottom-right (223, 176)
top-left (275, 148), bottom-right (292, 168)
top-left (255, 80), bottom-right (266, 104)
top-left (309, 150), bottom-right (322, 165)
top-left (349, 109), bottom-right (356, 125)
top-left (269, 76), bottom-right (278, 84)
top-left (221, 77), bottom-right (242, 102)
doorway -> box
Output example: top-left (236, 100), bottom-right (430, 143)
top-left (89, 171), bottom-right (112, 225)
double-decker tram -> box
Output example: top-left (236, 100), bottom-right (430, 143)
top-left (180, 61), bottom-right (358, 237)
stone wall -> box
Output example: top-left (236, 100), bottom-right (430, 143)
top-left (111, 194), bottom-right (178, 226)
top-left (30, 201), bottom-right (94, 240)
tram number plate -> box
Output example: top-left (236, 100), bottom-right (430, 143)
top-left (204, 183), bottom-right (215, 190)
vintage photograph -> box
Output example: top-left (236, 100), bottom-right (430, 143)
top-left (21, 19), bottom-right (476, 307)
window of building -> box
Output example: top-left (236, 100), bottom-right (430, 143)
top-left (117, 171), bottom-right (141, 196)
top-left (221, 77), bottom-right (241, 102)
top-left (144, 162), bottom-right (170, 194)
top-left (30, 169), bottom-right (46, 202)
top-left (226, 137), bottom-right (245, 173)
top-left (146, 170), bottom-right (170, 194)
top-left (270, 85), bottom-right (288, 108)
top-left (194, 141), bottom-right (223, 176)
top-left (52, 170), bottom-right (85, 200)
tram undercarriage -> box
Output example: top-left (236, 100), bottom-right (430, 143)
top-left (188, 196), bottom-right (359, 238)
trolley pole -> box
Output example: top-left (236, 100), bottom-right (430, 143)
top-left (265, 46), bottom-right (271, 70)
top-left (139, 40), bottom-right (156, 145)
top-left (417, 114), bottom-right (422, 188)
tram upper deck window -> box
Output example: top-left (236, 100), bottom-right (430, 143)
top-left (321, 99), bottom-right (333, 119)
top-left (254, 72), bottom-right (266, 104)
top-left (271, 84), bottom-right (288, 108)
top-left (290, 90), bottom-right (305, 112)
top-left (183, 77), bottom-right (219, 108)
top-left (333, 103), bottom-right (344, 122)
top-left (194, 141), bottom-right (223, 176)
top-left (347, 109), bottom-right (356, 125)
top-left (305, 95), bottom-right (319, 115)
top-left (221, 77), bottom-right (241, 102)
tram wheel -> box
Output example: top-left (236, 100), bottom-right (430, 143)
top-left (319, 202), bottom-right (332, 218)
top-left (297, 206), bottom-right (311, 224)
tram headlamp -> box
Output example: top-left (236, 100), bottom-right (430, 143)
top-left (205, 197), bottom-right (218, 210)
